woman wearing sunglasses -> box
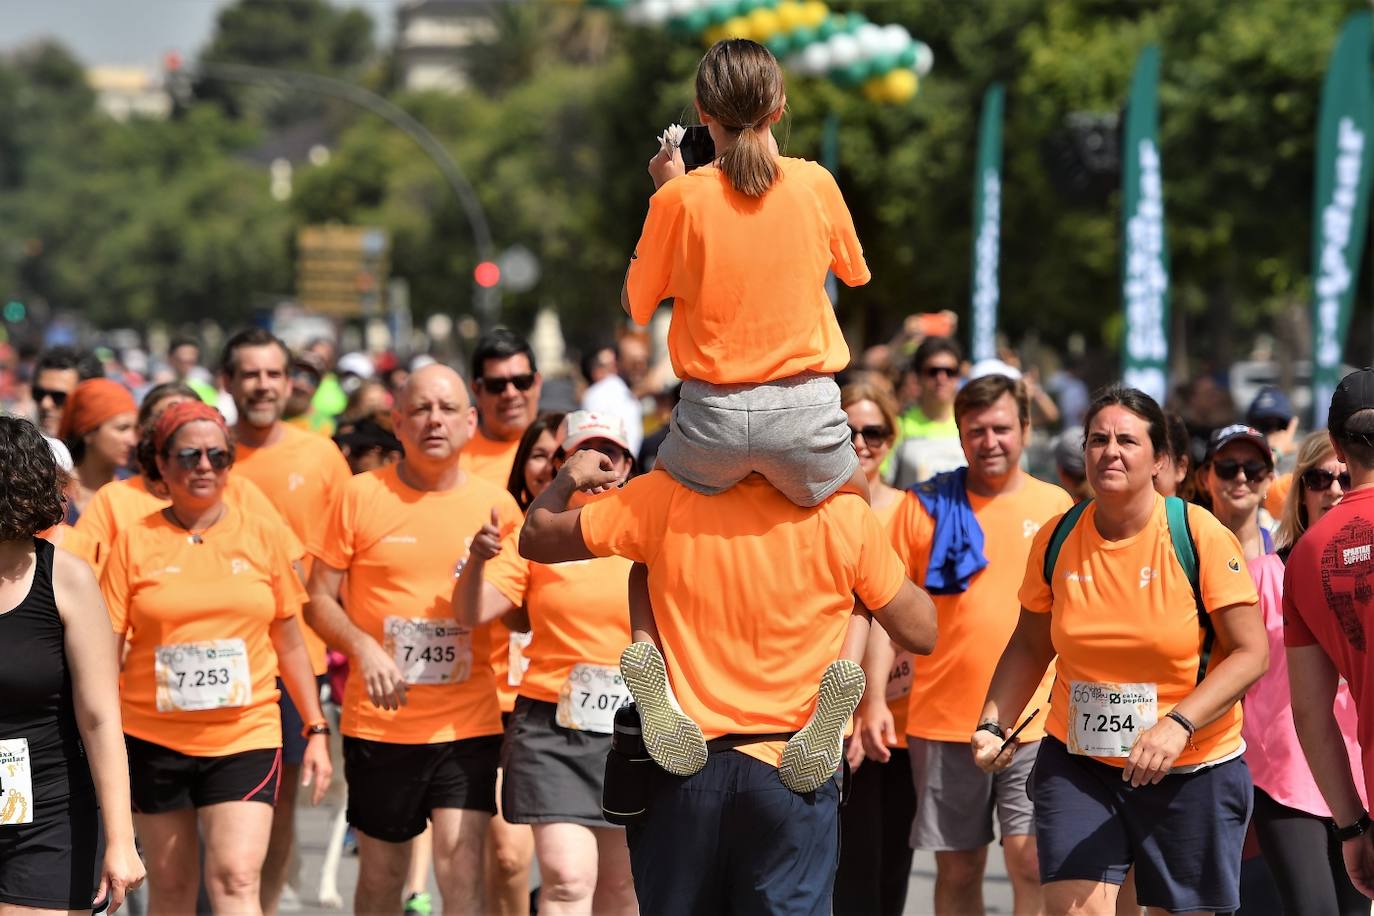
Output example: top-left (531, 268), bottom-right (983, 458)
top-left (1223, 428), bottom-right (1367, 915)
top-left (99, 400), bottom-right (332, 915)
top-left (455, 411), bottom-right (637, 915)
top-left (833, 380), bottom-right (918, 916)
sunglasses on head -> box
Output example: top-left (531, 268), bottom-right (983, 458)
top-left (922, 365), bottom-right (958, 380)
top-left (173, 447), bottom-right (231, 471)
top-left (848, 424), bottom-right (891, 449)
top-left (477, 373), bottom-right (535, 396)
top-left (1212, 458), bottom-right (1269, 482)
top-left (32, 386), bottom-right (68, 406)
top-left (1301, 468), bottom-right (1351, 492)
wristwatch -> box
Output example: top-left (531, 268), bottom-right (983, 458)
top-left (301, 721), bottom-right (332, 739)
top-left (975, 721), bottom-right (1006, 740)
top-left (1335, 812), bottom-right (1371, 842)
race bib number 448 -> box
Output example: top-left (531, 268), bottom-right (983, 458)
top-left (384, 616), bottom-right (473, 685)
top-left (0, 739), bottom-right (33, 826)
top-left (155, 639), bottom-right (252, 713)
top-left (1067, 681), bottom-right (1157, 758)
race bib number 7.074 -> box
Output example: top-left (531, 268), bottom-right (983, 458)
top-left (556, 663), bottom-right (632, 734)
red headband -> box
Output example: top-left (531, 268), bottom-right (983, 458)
top-left (152, 399), bottom-right (227, 455)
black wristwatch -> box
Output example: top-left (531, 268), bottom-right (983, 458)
top-left (301, 721), bottom-right (332, 739)
top-left (1335, 812), bottom-right (1371, 842)
top-left (975, 721), bottom-right (1006, 740)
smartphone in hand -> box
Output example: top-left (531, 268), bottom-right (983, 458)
top-left (680, 125), bottom-right (716, 171)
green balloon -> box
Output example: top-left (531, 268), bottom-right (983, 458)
top-left (896, 45), bottom-right (917, 68)
top-left (706, 2), bottom-right (733, 25)
top-left (766, 34), bottom-right (792, 56)
top-left (870, 52), bottom-right (897, 73)
top-left (846, 59), bottom-right (872, 82)
top-left (740, 0), bottom-right (767, 11)
top-left (846, 12), bottom-right (867, 30)
top-left (683, 8), bottom-right (711, 32)
top-left (818, 15), bottom-right (842, 39)
top-left (788, 26), bottom-right (817, 47)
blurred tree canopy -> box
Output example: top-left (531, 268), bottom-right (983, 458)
top-left (0, 0), bottom-right (1369, 367)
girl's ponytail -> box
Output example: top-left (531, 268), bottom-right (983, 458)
top-left (695, 39), bottom-right (785, 198)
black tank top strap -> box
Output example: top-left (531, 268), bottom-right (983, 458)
top-left (27, 536), bottom-right (57, 619)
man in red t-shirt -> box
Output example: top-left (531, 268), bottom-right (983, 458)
top-left (1286, 367), bottom-right (1374, 898)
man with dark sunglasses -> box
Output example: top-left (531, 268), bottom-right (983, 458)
top-left (892, 337), bottom-right (966, 489)
top-left (460, 328), bottom-right (543, 487)
top-left (30, 346), bottom-right (102, 437)
top-left (1286, 369), bottom-right (1374, 900)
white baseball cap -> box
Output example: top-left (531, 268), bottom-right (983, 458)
top-left (337, 352), bottom-right (375, 379)
top-left (967, 358), bottom-right (1023, 382)
top-left (560, 410), bottom-right (632, 455)
top-left (44, 435), bottom-right (74, 474)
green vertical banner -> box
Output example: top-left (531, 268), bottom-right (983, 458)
top-left (1120, 45), bottom-right (1169, 403)
top-left (970, 83), bottom-right (1004, 363)
top-left (822, 111), bottom-right (841, 306)
top-left (1311, 12), bottom-right (1374, 427)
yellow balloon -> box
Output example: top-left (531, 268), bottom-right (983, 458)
top-left (749, 8), bottom-right (781, 39)
top-left (801, 0), bottom-right (829, 28)
top-left (775, 1), bottom-right (805, 31)
top-left (723, 15), bottom-right (753, 39)
top-left (703, 24), bottom-right (729, 45)
top-left (862, 77), bottom-right (886, 103)
top-left (882, 67), bottom-right (918, 103)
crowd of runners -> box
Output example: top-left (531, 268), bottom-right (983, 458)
top-left (4, 36), bottom-right (1374, 916)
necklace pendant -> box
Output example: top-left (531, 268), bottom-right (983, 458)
top-left (189, 533), bottom-right (203, 545)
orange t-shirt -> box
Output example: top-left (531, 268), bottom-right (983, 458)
top-left (38, 524), bottom-right (100, 570)
top-left (316, 464), bottom-right (521, 745)
top-left (625, 157), bottom-right (869, 385)
top-left (236, 424), bottom-right (353, 675)
top-left (578, 471), bottom-right (906, 766)
top-left (485, 520), bottom-right (633, 706)
top-left (890, 477), bottom-right (1072, 744)
top-left (870, 495), bottom-right (912, 747)
top-left (1265, 471), bottom-right (1293, 519)
top-left (1019, 496), bottom-right (1260, 768)
top-left (456, 427), bottom-right (525, 712)
top-left (76, 474), bottom-right (301, 577)
top-left (101, 506), bottom-right (307, 757)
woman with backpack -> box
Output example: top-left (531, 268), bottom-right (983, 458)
top-left (970, 386), bottom-right (1267, 916)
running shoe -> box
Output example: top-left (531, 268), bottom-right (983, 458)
top-left (403, 892), bottom-right (432, 915)
top-left (778, 659), bottom-right (866, 794)
top-left (619, 642), bottom-right (708, 777)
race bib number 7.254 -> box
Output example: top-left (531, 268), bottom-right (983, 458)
top-left (1066, 681), bottom-right (1157, 757)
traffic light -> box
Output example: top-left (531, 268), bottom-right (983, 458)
top-left (474, 261), bottom-right (501, 289)
top-left (3, 300), bottom-right (25, 323)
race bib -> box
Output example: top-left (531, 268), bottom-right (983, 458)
top-left (384, 617), bottom-right (472, 686)
top-left (1067, 681), bottom-right (1157, 757)
top-left (556, 663), bottom-right (632, 734)
top-left (508, 631), bottom-right (532, 688)
top-left (0, 739), bottom-right (33, 826)
top-left (885, 652), bottom-right (914, 704)
top-left (155, 639), bottom-right (252, 712)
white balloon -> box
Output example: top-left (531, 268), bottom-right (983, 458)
top-left (799, 41), bottom-right (832, 75)
top-left (641, 0), bottom-right (673, 24)
top-left (882, 24), bottom-right (910, 56)
top-left (828, 33), bottom-right (860, 68)
top-left (668, 0), bottom-right (694, 16)
top-left (913, 40), bottom-right (934, 76)
top-left (856, 24), bottom-right (885, 56)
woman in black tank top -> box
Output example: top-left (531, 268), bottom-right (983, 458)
top-left (0, 416), bottom-right (144, 912)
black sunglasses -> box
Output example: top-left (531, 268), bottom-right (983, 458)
top-left (848, 424), bottom-right (891, 449)
top-left (477, 373), bottom-right (536, 396)
top-left (32, 385), bottom-right (68, 406)
top-left (1301, 468), bottom-right (1351, 493)
top-left (1212, 459), bottom-right (1270, 482)
top-left (922, 365), bottom-right (958, 380)
top-left (173, 447), bottom-right (232, 471)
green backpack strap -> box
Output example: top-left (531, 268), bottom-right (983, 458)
top-left (1042, 499), bottom-right (1092, 597)
top-left (1164, 496), bottom-right (1213, 686)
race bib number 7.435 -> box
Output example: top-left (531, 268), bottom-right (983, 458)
top-left (556, 663), bottom-right (632, 734)
top-left (0, 739), bottom-right (33, 826)
top-left (1067, 681), bottom-right (1157, 758)
top-left (155, 639), bottom-right (252, 713)
top-left (384, 616), bottom-right (472, 686)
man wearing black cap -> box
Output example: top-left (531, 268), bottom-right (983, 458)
top-left (1247, 385), bottom-right (1299, 472)
top-left (1286, 368), bottom-right (1374, 898)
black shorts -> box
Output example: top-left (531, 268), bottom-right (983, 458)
top-left (344, 734), bottom-right (501, 843)
top-left (0, 790), bottom-right (99, 911)
top-left (126, 734), bottom-right (282, 814)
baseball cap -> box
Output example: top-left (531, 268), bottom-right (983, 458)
top-left (1053, 427), bottom-right (1085, 478)
top-left (44, 435), bottom-right (74, 474)
top-left (337, 352), bottom-right (375, 379)
top-left (1329, 368), bottom-right (1374, 439)
top-left (967, 358), bottom-right (1022, 382)
top-left (560, 410), bottom-right (632, 456)
top-left (1204, 424), bottom-right (1273, 468)
top-left (1245, 386), bottom-right (1294, 426)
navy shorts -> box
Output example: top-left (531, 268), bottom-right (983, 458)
top-left (1031, 737), bottom-right (1252, 913)
top-left (627, 749), bottom-right (841, 916)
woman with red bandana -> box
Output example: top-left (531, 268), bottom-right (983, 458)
top-left (99, 400), bottom-right (332, 915)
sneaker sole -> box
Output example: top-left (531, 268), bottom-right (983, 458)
top-left (619, 643), bottom-right (708, 777)
top-left (778, 659), bottom-right (866, 794)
